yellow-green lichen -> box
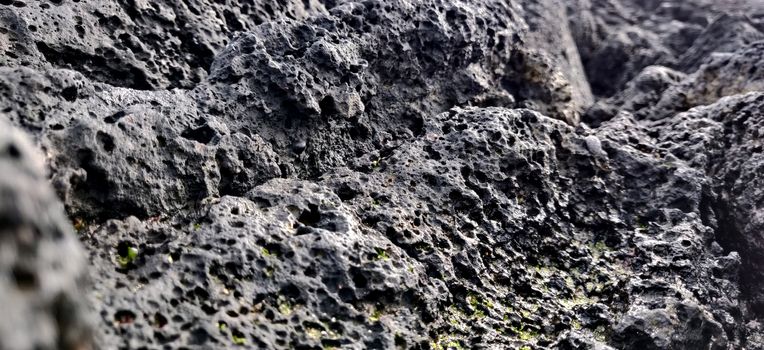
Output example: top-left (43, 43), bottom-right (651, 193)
top-left (306, 327), bottom-right (322, 340)
top-left (231, 333), bottom-right (247, 345)
top-left (261, 247), bottom-right (272, 257)
top-left (594, 326), bottom-right (608, 342)
top-left (277, 297), bottom-right (293, 315)
top-left (117, 246), bottom-right (139, 268)
top-left (510, 325), bottom-right (539, 341)
top-left (430, 335), bottom-right (463, 350)
top-left (559, 294), bottom-right (597, 309)
top-left (73, 218), bottom-right (86, 232)
top-left (264, 266), bottom-right (275, 278)
top-left (369, 308), bottom-right (383, 322)
top-left (375, 247), bottom-right (390, 261)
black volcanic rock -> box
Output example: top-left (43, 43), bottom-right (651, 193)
top-left (0, 119), bottom-right (92, 350)
top-left (0, 0), bottom-right (763, 349)
top-left (569, 0), bottom-right (764, 97)
top-left (653, 92), bottom-right (764, 320)
top-left (0, 0), bottom-right (590, 221)
top-left (0, 0), bottom-right (328, 89)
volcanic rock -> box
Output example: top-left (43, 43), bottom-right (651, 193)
top-left (0, 0), bottom-right (763, 349)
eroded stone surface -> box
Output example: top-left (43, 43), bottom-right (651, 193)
top-left (80, 107), bottom-right (761, 348)
top-left (0, 0), bottom-right (763, 349)
top-left (0, 0), bottom-right (328, 89)
top-left (569, 0), bottom-right (764, 97)
top-left (0, 119), bottom-right (92, 350)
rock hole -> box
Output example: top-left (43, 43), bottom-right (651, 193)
top-left (200, 304), bottom-right (217, 315)
top-left (335, 184), bottom-right (359, 201)
top-left (298, 204), bottom-right (321, 226)
top-left (11, 265), bottom-right (36, 290)
top-left (154, 312), bottom-right (168, 328)
top-left (338, 287), bottom-right (355, 302)
top-left (104, 111), bottom-right (126, 124)
top-left (304, 266), bottom-right (317, 277)
top-left (189, 328), bottom-right (210, 345)
top-left (181, 124), bottom-right (216, 145)
top-left (114, 310), bottom-right (137, 325)
top-left (264, 309), bottom-right (275, 320)
top-left (319, 96), bottom-right (338, 117)
top-left (4, 144), bottom-right (21, 159)
top-left (351, 268), bottom-right (368, 289)
top-left (75, 149), bottom-right (111, 201)
top-left (408, 114), bottom-right (425, 136)
top-left (61, 86), bottom-right (78, 102)
top-left (96, 131), bottom-right (115, 153)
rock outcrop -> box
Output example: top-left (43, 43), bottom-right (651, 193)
top-left (0, 0), bottom-right (763, 349)
top-left (0, 0), bottom-right (328, 89)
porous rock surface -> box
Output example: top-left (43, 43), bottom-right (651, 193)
top-left (0, 0), bottom-right (328, 89)
top-left (0, 0), bottom-right (763, 349)
top-left (0, 119), bottom-right (92, 350)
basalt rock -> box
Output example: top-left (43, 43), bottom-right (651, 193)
top-left (0, 119), bottom-right (92, 350)
top-left (651, 92), bottom-right (764, 320)
top-left (586, 39), bottom-right (764, 124)
top-left (0, 0), bottom-right (328, 90)
top-left (569, 0), bottom-right (764, 97)
top-left (79, 106), bottom-right (762, 349)
top-left (1, 0), bottom-right (590, 221)
top-left (0, 0), bottom-right (763, 349)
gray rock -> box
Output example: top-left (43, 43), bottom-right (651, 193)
top-left (585, 65), bottom-right (687, 126)
top-left (0, 67), bottom-right (282, 221)
top-left (1, 0), bottom-right (592, 221)
top-left (0, 0), bottom-right (763, 349)
top-left (76, 106), bottom-right (759, 348)
top-left (569, 0), bottom-right (764, 97)
top-left (657, 92), bottom-right (764, 323)
top-left (0, 0), bottom-right (328, 89)
top-left (0, 118), bottom-right (92, 350)
top-left (586, 40), bottom-right (764, 124)
top-left (678, 15), bottom-right (764, 71)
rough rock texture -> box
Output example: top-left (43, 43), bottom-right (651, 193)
top-left (652, 92), bottom-right (764, 320)
top-left (569, 0), bottom-right (764, 97)
top-left (586, 40), bottom-right (764, 125)
top-left (0, 0), bottom-right (328, 90)
top-left (1, 0), bottom-right (763, 349)
top-left (0, 119), bottom-right (92, 350)
top-left (0, 0), bottom-right (590, 222)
